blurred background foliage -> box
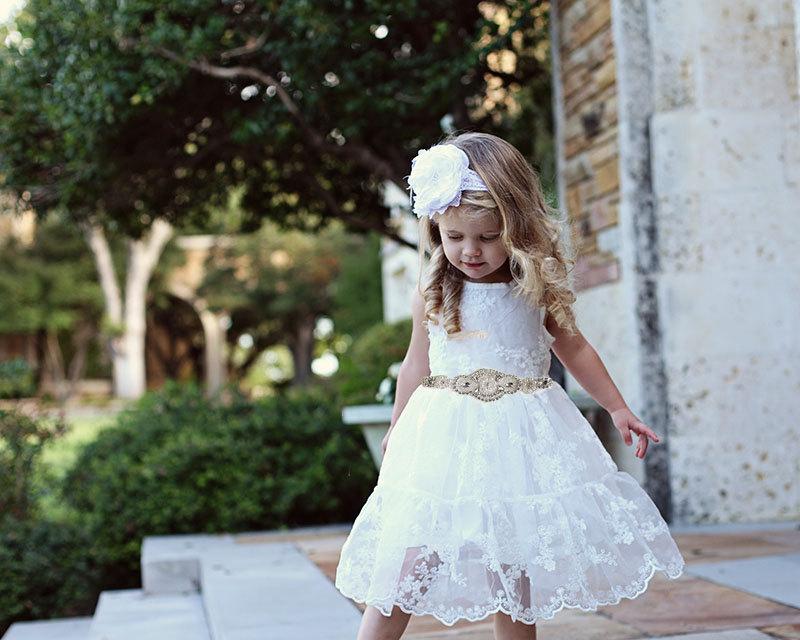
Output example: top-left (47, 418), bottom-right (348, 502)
top-left (0, 0), bottom-right (555, 632)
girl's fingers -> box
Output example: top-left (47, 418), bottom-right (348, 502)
top-left (633, 421), bottom-right (661, 443)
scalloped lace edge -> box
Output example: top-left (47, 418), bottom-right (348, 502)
top-left (337, 558), bottom-right (686, 628)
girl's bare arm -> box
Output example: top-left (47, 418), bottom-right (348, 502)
top-left (544, 312), bottom-right (660, 458)
top-left (545, 312), bottom-right (628, 414)
top-left (389, 288), bottom-right (431, 429)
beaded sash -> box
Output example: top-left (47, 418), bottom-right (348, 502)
top-left (421, 367), bottom-right (554, 402)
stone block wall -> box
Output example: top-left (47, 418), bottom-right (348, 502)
top-left (645, 0), bottom-right (800, 523)
top-left (555, 0), bottom-right (621, 291)
top-left (552, 0), bottom-right (800, 523)
top-left (552, 0), bottom-right (648, 487)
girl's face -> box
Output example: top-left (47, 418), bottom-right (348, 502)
top-left (436, 208), bottom-right (510, 283)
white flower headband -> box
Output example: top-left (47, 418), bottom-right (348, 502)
top-left (405, 143), bottom-right (489, 219)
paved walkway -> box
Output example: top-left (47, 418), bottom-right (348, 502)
top-left (237, 519), bottom-right (800, 639)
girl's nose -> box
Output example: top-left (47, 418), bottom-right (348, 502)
top-left (464, 245), bottom-right (481, 257)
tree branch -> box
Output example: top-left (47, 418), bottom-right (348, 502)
top-left (117, 37), bottom-right (409, 191)
top-left (301, 172), bottom-right (418, 251)
top-left (219, 32), bottom-right (267, 61)
top-left (82, 221), bottom-right (123, 324)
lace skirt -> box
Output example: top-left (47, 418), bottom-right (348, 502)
top-left (334, 380), bottom-right (686, 627)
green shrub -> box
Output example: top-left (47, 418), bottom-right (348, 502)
top-left (0, 408), bottom-right (67, 521)
top-left (62, 381), bottom-right (377, 587)
top-left (335, 318), bottom-right (412, 406)
top-left (0, 409), bottom-right (97, 636)
top-left (0, 517), bottom-right (99, 636)
top-left (0, 359), bottom-right (36, 399)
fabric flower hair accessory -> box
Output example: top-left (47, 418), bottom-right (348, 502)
top-left (405, 144), bottom-right (489, 219)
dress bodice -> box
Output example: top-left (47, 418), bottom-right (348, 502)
top-left (424, 281), bottom-right (555, 378)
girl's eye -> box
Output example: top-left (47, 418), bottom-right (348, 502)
top-left (447, 235), bottom-right (499, 241)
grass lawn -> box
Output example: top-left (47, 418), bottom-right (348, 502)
top-left (36, 412), bottom-right (119, 521)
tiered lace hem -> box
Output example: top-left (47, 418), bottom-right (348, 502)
top-left (334, 472), bottom-right (686, 627)
top-left (338, 554), bottom-right (684, 627)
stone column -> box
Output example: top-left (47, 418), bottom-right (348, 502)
top-left (643, 0), bottom-right (800, 523)
top-left (610, 0), bottom-right (675, 521)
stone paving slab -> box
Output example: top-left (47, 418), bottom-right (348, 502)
top-left (596, 574), bottom-right (800, 637)
top-left (674, 530), bottom-right (800, 564)
top-left (759, 623), bottom-right (800, 639)
top-left (2, 618), bottom-right (92, 640)
top-left (141, 533), bottom-right (236, 594)
top-left (87, 589), bottom-right (210, 640)
top-left (525, 607), bottom-right (643, 640)
top-left (685, 552), bottom-right (800, 608)
top-left (645, 630), bottom-right (775, 639)
top-left (201, 541), bottom-right (361, 640)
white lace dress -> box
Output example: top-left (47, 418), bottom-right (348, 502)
top-left (334, 280), bottom-right (685, 626)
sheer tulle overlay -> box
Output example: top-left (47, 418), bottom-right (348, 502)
top-left (334, 382), bottom-right (685, 626)
top-left (335, 282), bottom-right (685, 626)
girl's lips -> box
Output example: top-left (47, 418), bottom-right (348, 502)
top-left (463, 261), bottom-right (484, 268)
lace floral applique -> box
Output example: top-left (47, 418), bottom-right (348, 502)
top-left (494, 344), bottom-right (546, 377)
top-left (460, 288), bottom-right (498, 323)
top-left (456, 415), bottom-right (492, 488)
top-left (493, 323), bottom-right (552, 377)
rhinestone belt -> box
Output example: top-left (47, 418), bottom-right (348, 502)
top-left (420, 367), bottom-right (554, 402)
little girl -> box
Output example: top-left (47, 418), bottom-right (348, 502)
top-left (334, 132), bottom-right (685, 640)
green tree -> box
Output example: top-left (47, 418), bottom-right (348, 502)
top-left (0, 213), bottom-right (104, 400)
top-left (199, 218), bottom-right (373, 385)
top-left (0, 0), bottom-right (554, 239)
top-left (0, 0), bottom-right (554, 396)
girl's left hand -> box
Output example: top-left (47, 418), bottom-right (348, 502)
top-left (609, 407), bottom-right (660, 458)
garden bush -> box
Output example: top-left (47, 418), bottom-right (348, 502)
top-left (62, 381), bottom-right (377, 586)
top-left (0, 408), bottom-right (67, 521)
top-left (0, 358), bottom-right (36, 399)
top-left (0, 517), bottom-right (99, 635)
top-left (0, 408), bottom-right (98, 635)
top-left (334, 318), bottom-right (412, 406)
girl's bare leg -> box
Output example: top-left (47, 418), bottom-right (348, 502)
top-left (493, 613), bottom-right (537, 640)
top-left (356, 605), bottom-right (412, 640)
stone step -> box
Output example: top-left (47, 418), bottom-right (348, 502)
top-left (2, 617), bottom-right (92, 640)
top-left (201, 542), bottom-right (361, 640)
top-left (87, 589), bottom-right (210, 640)
top-left (5, 530), bottom-right (362, 640)
top-left (142, 533), bottom-right (236, 595)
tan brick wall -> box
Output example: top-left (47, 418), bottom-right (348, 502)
top-left (555, 0), bottom-right (620, 291)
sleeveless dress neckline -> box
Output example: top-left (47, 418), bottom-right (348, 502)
top-left (463, 280), bottom-right (512, 289)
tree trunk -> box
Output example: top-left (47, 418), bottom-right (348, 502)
top-left (43, 330), bottom-right (66, 400)
top-left (289, 316), bottom-right (316, 386)
top-left (65, 321), bottom-right (95, 400)
top-left (84, 218), bottom-right (174, 399)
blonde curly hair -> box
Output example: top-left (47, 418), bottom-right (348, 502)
top-left (416, 131), bottom-right (579, 337)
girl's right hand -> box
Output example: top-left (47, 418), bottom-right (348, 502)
top-left (381, 426), bottom-right (394, 456)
